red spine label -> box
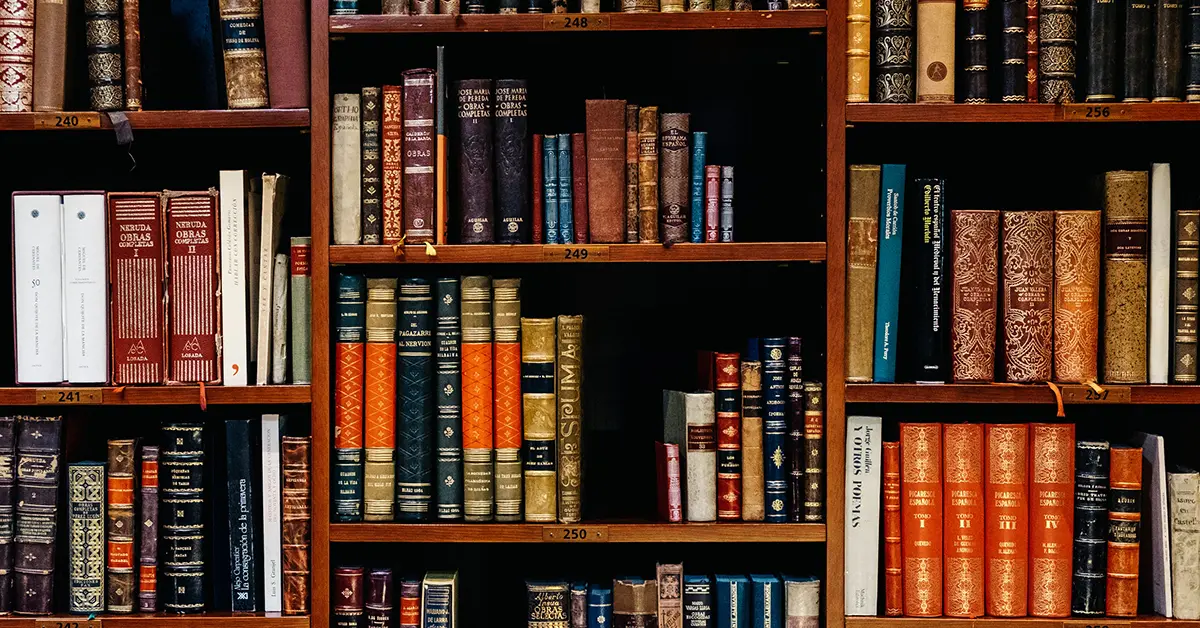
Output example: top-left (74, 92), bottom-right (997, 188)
top-left (108, 193), bottom-right (166, 384)
top-left (290, 242), bottom-right (311, 276)
top-left (166, 192), bottom-right (220, 383)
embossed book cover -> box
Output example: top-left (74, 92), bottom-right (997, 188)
top-left (1001, 211), bottom-right (1053, 382)
top-left (985, 424), bottom-right (1028, 617)
top-left (942, 424), bottom-right (983, 618)
top-left (1053, 210), bottom-right (1101, 382)
top-left (951, 210), bottom-right (999, 382)
top-left (900, 423), bottom-right (942, 617)
top-left (1029, 424), bottom-right (1074, 617)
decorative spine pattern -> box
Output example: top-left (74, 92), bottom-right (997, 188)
top-left (84, 0), bottom-right (124, 110)
top-left (462, 276), bottom-right (494, 521)
top-left (625, 105), bottom-right (640, 243)
top-left (1106, 446), bottom-right (1143, 617)
top-left (557, 315), bottom-right (584, 524)
top-left (1001, 0), bottom-right (1028, 101)
top-left (382, 85), bottom-right (404, 244)
top-left (847, 0), bottom-right (871, 102)
top-left (522, 318), bottom-right (558, 523)
top-left (985, 424), bottom-right (1028, 617)
top-left (333, 274), bottom-right (366, 522)
top-left (762, 338), bottom-right (789, 523)
top-left (1001, 211), bottom-right (1054, 382)
top-left (396, 279), bottom-right (434, 521)
top-left (436, 278), bottom-right (465, 520)
top-left (802, 382), bottom-right (825, 523)
top-left (363, 279), bottom-right (397, 522)
top-left (1052, 211), bottom-right (1101, 382)
top-left (165, 191), bottom-right (220, 384)
top-left (0, 0), bottom-right (34, 111)
top-left (1027, 0), bottom-right (1039, 100)
top-left (873, 0), bottom-right (915, 102)
top-left (160, 423), bottom-right (205, 614)
top-left (106, 440), bottom-right (136, 613)
top-left (900, 423), bottom-right (942, 617)
top-left (1029, 424), bottom-right (1075, 618)
top-left (1176, 210), bottom-right (1200, 382)
top-left (68, 462), bottom-right (105, 614)
top-left (740, 343), bottom-right (765, 522)
top-left (716, 353), bottom-right (742, 521)
top-left (1039, 0), bottom-right (1077, 102)
top-left (281, 436), bottom-right (311, 615)
top-left (361, 87), bottom-right (383, 244)
top-left (942, 424), bottom-right (984, 618)
top-left (950, 210), bottom-right (1000, 382)
top-left (659, 113), bottom-right (691, 245)
top-left (493, 279), bottom-right (523, 522)
top-left (14, 416), bottom-right (61, 616)
top-left (637, 107), bottom-right (660, 243)
top-left (138, 445), bottom-right (158, 612)
top-left (963, 0), bottom-right (989, 102)
top-left (217, 0), bottom-right (267, 108)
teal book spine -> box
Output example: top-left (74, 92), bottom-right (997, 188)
top-left (543, 135), bottom-right (559, 244)
top-left (872, 163), bottom-right (906, 383)
top-left (435, 278), bottom-right (464, 520)
top-left (749, 575), bottom-right (781, 628)
top-left (715, 575), bottom-right (749, 628)
top-left (557, 134), bottom-right (574, 245)
top-left (690, 132), bottom-right (707, 243)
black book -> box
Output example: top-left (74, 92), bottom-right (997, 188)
top-left (1071, 440), bottom-right (1109, 616)
top-left (161, 423), bottom-right (206, 614)
top-left (1124, 0), bottom-right (1154, 101)
top-left (1155, 0), bottom-right (1186, 100)
top-left (225, 420), bottom-right (258, 612)
top-left (962, 1), bottom-right (988, 102)
top-left (1083, 0), bottom-right (1119, 100)
top-left (1188, 0), bottom-right (1200, 100)
top-left (0, 416), bottom-right (15, 614)
top-left (902, 177), bottom-right (949, 382)
top-left (456, 79), bottom-right (496, 244)
top-left (14, 416), bottom-right (61, 616)
top-left (435, 278), bottom-right (465, 520)
top-left (871, 0), bottom-right (915, 103)
top-left (1000, 0), bottom-right (1029, 101)
top-left (494, 79), bottom-right (531, 244)
top-left (361, 87), bottom-right (384, 244)
top-left (683, 575), bottom-right (712, 628)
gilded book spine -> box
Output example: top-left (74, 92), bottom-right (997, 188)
top-left (950, 210), bottom-right (1000, 382)
top-left (436, 279), bottom-right (464, 520)
top-left (900, 423), bottom-right (942, 617)
top-left (883, 441), bottom-right (902, 616)
top-left (364, 279), bottom-right (397, 522)
top-left (1039, 0), bottom-right (1077, 102)
top-left (1002, 0), bottom-right (1028, 100)
top-left (108, 200), bottom-right (165, 382)
top-left (281, 436), bottom-right (311, 615)
top-left (915, 0), bottom-right (955, 102)
top-left (493, 279), bottom-right (523, 522)
top-left (361, 87), bottom-right (383, 244)
top-left (68, 462), bottom-right (105, 614)
top-left (14, 417), bottom-right (61, 616)
top-left (803, 382), bottom-right (824, 523)
top-left (1053, 211), bottom-right (1101, 382)
top-left (334, 274), bottom-right (366, 522)
top-left (847, 165), bottom-right (881, 382)
top-left (160, 423), bottom-right (204, 614)
top-left (217, 0), bottom-right (268, 108)
top-left (1001, 211), bottom-right (1054, 382)
top-left (847, 0), bottom-right (870, 102)
top-left (659, 113), bottom-right (691, 245)
top-left (1029, 424), bottom-right (1075, 618)
top-left (1104, 171), bottom-right (1150, 383)
top-left (557, 315), bottom-right (584, 524)
top-left (716, 353), bottom-right (742, 521)
top-left (85, 0), bottom-right (124, 111)
top-left (382, 85), bottom-right (404, 244)
top-left (985, 424), bottom-right (1028, 617)
top-left (690, 132), bottom-right (706, 242)
top-left (522, 318), bottom-right (557, 523)
top-left (763, 338), bottom-right (789, 523)
top-left (962, 0), bottom-right (989, 102)
top-left (334, 567), bottom-right (364, 628)
top-left (741, 343), bottom-right (765, 522)
top-left (705, 166), bottom-right (720, 243)
top-left (106, 440), bottom-right (136, 613)
top-left (139, 446), bottom-right (158, 613)
top-left (637, 107), bottom-right (660, 243)
top-left (873, 0), bottom-right (915, 102)
top-left (657, 564), bottom-right (684, 627)
top-left (456, 79), bottom-right (496, 244)
top-left (396, 279), bottom-right (434, 521)
top-left (402, 69), bottom-right (437, 244)
top-left (1028, 0), bottom-right (1040, 100)
top-left (496, 80), bottom-right (531, 244)
top-left (1174, 210), bottom-right (1199, 382)
top-left (1107, 446), bottom-right (1143, 617)
top-left (787, 339), bottom-right (804, 523)
top-left (462, 276), bottom-right (494, 522)
top-left (943, 425), bottom-right (984, 618)
top-left (0, 0), bottom-right (33, 111)
top-left (1072, 441), bottom-right (1109, 616)
top-left (165, 191), bottom-right (221, 384)
top-left (625, 105), bottom-right (640, 243)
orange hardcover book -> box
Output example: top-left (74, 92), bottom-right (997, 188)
top-left (1107, 446), bottom-right (1143, 617)
top-left (364, 342), bottom-right (397, 449)
top-left (883, 441), bottom-right (903, 617)
top-left (943, 424), bottom-right (985, 618)
top-left (986, 424), bottom-right (1029, 617)
top-left (900, 423), bottom-right (943, 617)
top-left (1029, 423), bottom-right (1074, 617)
top-left (334, 342), bottom-right (365, 452)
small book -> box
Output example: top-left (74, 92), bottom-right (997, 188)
top-left (421, 571), bottom-right (458, 627)
top-left (14, 416), bottom-right (61, 616)
top-left (290, 237), bottom-right (312, 384)
top-left (270, 253), bottom-right (289, 384)
top-left (68, 461), bottom-right (105, 614)
top-left (657, 564), bottom-right (684, 627)
top-left (333, 567), bottom-right (365, 627)
top-left (655, 442), bottom-right (682, 523)
top-left (257, 174), bottom-right (289, 385)
top-left (528, 581), bottom-right (569, 627)
top-left (1108, 446), bottom-right (1144, 617)
top-left (715, 352), bottom-right (742, 520)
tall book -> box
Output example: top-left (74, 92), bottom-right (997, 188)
top-left (219, 171), bottom-right (251, 385)
top-left (224, 422), bottom-right (257, 612)
top-left (382, 85), bottom-right (404, 243)
top-left (68, 462), bottom-right (105, 614)
top-left (290, 237), bottom-right (312, 384)
top-left (872, 0), bottom-right (915, 102)
top-left (522, 318), bottom-right (557, 523)
top-left (1108, 446), bottom-right (1144, 617)
top-left (915, 0), bottom-right (955, 101)
top-left (683, 576), bottom-right (712, 628)
top-left (364, 279), bottom-right (398, 521)
top-left (528, 582), bottom-right (569, 627)
top-left (844, 415), bottom-right (882, 616)
top-left (13, 417), bottom-right (60, 616)
top-left (1072, 441), bottom-right (1110, 616)
top-left (543, 135), bottom-right (560, 244)
top-left (1168, 470), bottom-right (1200, 620)
top-left (615, 578), bottom-right (658, 628)
top-left (106, 440), bottom-right (136, 613)
top-left (762, 338), bottom-right (789, 522)
top-left (1001, 0), bottom-right (1027, 100)
top-left (905, 178), bottom-right (948, 381)
top-left (262, 414), bottom-right (282, 613)
top-left (1151, 164), bottom-right (1173, 383)
top-left (585, 99), bottom-right (627, 243)
top-left (1134, 432), bottom-right (1173, 617)
top-left (985, 424), bottom-right (1028, 617)
top-left (367, 569), bottom-right (394, 628)
top-left (436, 278), bottom-right (464, 520)
top-left (462, 276), bottom-right (495, 522)
top-left (1191, 0), bottom-right (1200, 100)
top-left (716, 352), bottom-right (742, 521)
top-left (496, 79), bottom-right (531, 244)
top-left (690, 131), bottom-right (707, 243)
top-left (847, 0), bottom-right (870, 102)
top-left (139, 445), bottom-right (158, 613)
top-left (750, 575), bottom-right (781, 628)
top-left (741, 341), bottom-right (765, 522)
top-left (161, 423), bottom-right (205, 614)
top-left (1175, 209), bottom-right (1200, 382)
top-left (1001, 210), bottom-right (1054, 382)
top-left (1084, 0), bottom-right (1117, 100)
top-left (494, 279), bottom-right (523, 522)
top-left (217, 0), bottom-right (268, 108)
top-left (882, 441), bottom-right (901, 616)
top-left (1104, 171), bottom-right (1150, 383)
top-left (658, 564), bottom-right (684, 628)
top-left (786, 339), bottom-right (804, 523)
top-left (572, 133), bottom-right (589, 244)
top-left (1029, 424), bottom-right (1075, 617)
top-left (556, 315), bottom-right (584, 524)
top-left (403, 69), bottom-right (437, 244)
top-left (625, 104), bottom-right (640, 243)
top-left (846, 166), bottom-right (881, 382)
top-left (558, 134), bottom-right (575, 244)
top-left (30, 0), bottom-right (60, 112)
top-left (1052, 210), bottom-right (1101, 382)
top-left (962, 0), bottom-right (988, 101)
top-left (899, 423), bottom-right (942, 617)
top-left (333, 274), bottom-right (367, 522)
top-left (0, 417), bottom-right (13, 614)
top-left (421, 572), bottom-right (457, 627)
top-left (270, 253), bottom-right (289, 383)
top-left (715, 575), bottom-right (748, 628)
top-left (1039, 0), bottom-right (1077, 101)
top-left (1125, 0), bottom-right (1153, 99)
top-left (334, 567), bottom-right (365, 628)
top-left (361, 87), bottom-right (383, 244)
top-left (107, 192), bottom-right (166, 384)
top-left (665, 391), bottom-right (716, 522)
top-left (256, 174), bottom-right (289, 385)
top-left (397, 279), bottom-right (434, 521)
top-left (872, 165), bottom-right (905, 383)
top-left (281, 436), bottom-right (311, 615)
top-left (333, 93), bottom-right (362, 245)
top-left (637, 106), bottom-right (660, 243)
top-left (456, 79), bottom-right (495, 244)
top-left (950, 210), bottom-right (1000, 382)
top-left (166, 190), bottom-right (221, 384)
top-left (13, 193), bottom-right (63, 384)
top-left (263, 0), bottom-right (308, 108)
top-left (436, 51), bottom-right (448, 246)
top-left (941, 424), bottom-right (983, 618)
top-left (85, 0), bottom-right (123, 110)
top-left (802, 384), bottom-right (824, 523)
top-left (61, 194), bottom-right (108, 383)
top-left (659, 112), bottom-right (691, 244)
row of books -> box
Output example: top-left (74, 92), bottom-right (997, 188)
top-left (332, 0), bottom-right (818, 15)
top-left (12, 176), bottom-right (311, 386)
top-left (851, 0), bottom-right (1200, 103)
top-left (0, 0), bottom-right (308, 112)
top-left (846, 164), bottom-right (1191, 385)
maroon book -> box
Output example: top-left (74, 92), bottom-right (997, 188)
top-left (263, 0), bottom-right (310, 109)
top-left (533, 133), bottom-right (544, 244)
top-left (165, 190), bottom-right (221, 384)
top-left (704, 165), bottom-right (720, 243)
top-left (572, 132), bottom-right (588, 244)
top-left (656, 441), bottom-right (682, 522)
top-left (108, 192), bottom-right (167, 384)
top-left (402, 68), bottom-right (436, 244)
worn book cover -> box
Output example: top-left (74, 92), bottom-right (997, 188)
top-left (557, 315), bottom-right (583, 524)
top-left (1038, 0), bottom-right (1077, 102)
top-left (1107, 446), bottom-right (1143, 617)
top-left (740, 343), bottom-right (765, 522)
top-left (396, 279), bottom-right (434, 521)
top-left (883, 441), bottom-right (902, 616)
top-left (106, 440), bottom-right (136, 613)
top-left (873, 0), bottom-right (915, 102)
top-left (1072, 441), bottom-right (1109, 616)
top-left (715, 353), bottom-right (742, 521)
top-left (85, 0), bottom-right (124, 110)
top-left (637, 106), bottom-right (660, 243)
top-left (461, 277), bottom-right (494, 522)
top-left (493, 279), bottom-right (523, 522)
top-left (1104, 171), bottom-right (1150, 383)
top-left (332, 94), bottom-right (362, 245)
top-left (217, 0), bottom-right (268, 108)
top-left (846, 166), bottom-right (881, 382)
top-left (68, 462), bottom-right (105, 614)
top-left (364, 279), bottom-right (397, 521)
top-left (360, 87), bottom-right (383, 244)
top-left (585, 100), bottom-right (627, 243)
top-left (402, 69), bottom-right (437, 244)
top-left (625, 104), bottom-right (640, 243)
top-left (522, 318), bottom-right (557, 523)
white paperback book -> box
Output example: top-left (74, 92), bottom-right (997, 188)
top-left (13, 194), bottom-right (64, 383)
top-left (1150, 163), bottom-right (1171, 384)
top-left (219, 170), bottom-right (250, 386)
top-left (261, 413), bottom-right (283, 613)
top-left (270, 253), bottom-right (289, 384)
top-left (61, 194), bottom-right (108, 384)
top-left (256, 174), bottom-right (289, 385)
top-left (332, 93), bottom-right (362, 245)
top-left (1168, 470), bottom-right (1200, 620)
top-left (1135, 431), bottom-right (1173, 617)
top-left (845, 415), bottom-right (882, 616)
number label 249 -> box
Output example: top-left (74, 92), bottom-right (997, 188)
top-left (543, 245), bottom-right (610, 262)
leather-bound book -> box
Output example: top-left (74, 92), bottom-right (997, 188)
top-left (1039, 0), bottom-right (1077, 102)
top-left (571, 583), bottom-right (588, 628)
top-left (907, 178), bottom-right (949, 381)
top-left (1104, 171), bottom-right (1150, 383)
top-left (656, 442), bottom-right (682, 522)
top-left (382, 86), bottom-right (404, 244)
top-left (741, 342), bottom-right (765, 522)
top-left (0, 417), bottom-right (13, 614)
top-left (915, 0), bottom-right (954, 101)
top-left (364, 279), bottom-right (397, 521)
top-left (715, 353), bottom-right (742, 520)
top-left (217, 0), bottom-right (268, 108)
top-left (522, 318), bottom-right (557, 523)
top-left (421, 573), bottom-right (457, 627)
top-left (333, 93), bottom-right (362, 245)
top-left (558, 133), bottom-right (575, 244)
top-left (494, 280), bottom-right (523, 522)
top-left (557, 315), bottom-right (584, 524)
top-left (847, 0), bottom-right (870, 102)
top-left (529, 582), bottom-right (569, 627)
top-left (985, 424), bottom-right (1028, 617)
top-left (689, 133), bottom-right (706, 243)
top-left (380, 0), bottom-right (404, 13)
top-left (32, 0), bottom-right (65, 111)
top-left (399, 580), bottom-right (419, 628)
top-left (763, 338), bottom-right (789, 522)
top-left (657, 564), bottom-right (684, 628)
top-left (943, 424), bottom-right (983, 618)
top-left (334, 567), bottom-right (365, 628)
top-left (456, 79), bottom-right (495, 244)
top-left (263, 0), bottom-right (308, 108)
top-left (0, 0), bottom-right (34, 111)
top-left (963, 0), bottom-right (989, 102)
top-left (1156, 0), bottom-right (1185, 100)
top-left (683, 577), bottom-right (711, 627)
top-left (85, 0), bottom-right (124, 110)
top-left (614, 579), bottom-right (658, 627)
top-left (160, 423), bottom-right (205, 614)
top-left (705, 165), bottom-right (720, 243)
top-left (720, 166), bottom-right (735, 242)
top-left (396, 279), bottom-right (434, 521)
top-left (786, 338), bottom-right (804, 523)
top-left (847, 165), bottom-right (881, 382)
top-left (533, 134), bottom-right (545, 244)
top-left (436, 279), bottom-right (464, 520)
top-left (1053, 210), bottom-right (1101, 383)
top-left (572, 133), bottom-right (589, 244)
top-left (951, 210), bottom-right (999, 382)
top-left (585, 100), bottom-right (626, 244)
top-left (403, 69), bottom-right (437, 244)
top-left (1125, 0), bottom-right (1153, 100)
top-left (1028, 0), bottom-right (1040, 100)
top-left (412, 0), bottom-right (433, 14)
top-left (1000, 0), bottom-right (1027, 100)
top-left (282, 436), bottom-right (310, 615)
top-left (107, 193), bottom-right (167, 384)
top-left (659, 113), bottom-right (691, 245)
top-left (637, 106), bottom-right (660, 243)
top-left (625, 104), bottom-right (640, 243)
top-left (543, 135), bottom-right (560, 244)
top-left (883, 441), bottom-right (902, 616)
top-left (462, 276), bottom-right (495, 522)
top-left (165, 190), bottom-right (221, 384)
top-left (873, 0), bottom-right (915, 102)
top-left (1189, 1), bottom-right (1200, 100)
top-left (1174, 210), bottom-right (1199, 382)
top-left (361, 87), bottom-right (384, 245)
top-left (68, 462), bottom-right (105, 614)
top-left (1001, 211), bottom-right (1054, 382)
top-left (1029, 424), bottom-right (1074, 617)
top-left (106, 440), bottom-right (136, 613)
top-left (224, 422), bottom-right (256, 612)
top-left (334, 273), bottom-right (366, 522)
top-left (496, 80), bottom-right (530, 244)
top-left (1107, 446), bottom-right (1143, 617)
top-left (1084, 0), bottom-right (1117, 100)
top-left (13, 417), bottom-right (60, 616)
top-left (366, 568), bottom-right (393, 628)
top-left (803, 382), bottom-right (825, 523)
top-left (899, 423), bottom-right (942, 616)
top-left (1072, 441), bottom-right (1109, 616)
top-left (1169, 471), bottom-right (1200, 619)
top-left (138, 445), bottom-right (158, 612)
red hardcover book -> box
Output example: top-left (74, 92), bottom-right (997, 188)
top-left (986, 424), bottom-right (1029, 617)
top-left (401, 68), bottom-right (436, 244)
top-left (533, 133), bottom-right (544, 244)
top-left (900, 423), bottom-right (942, 617)
top-left (943, 423), bottom-right (984, 618)
top-left (572, 132), bottom-right (589, 244)
top-left (108, 192), bottom-right (167, 384)
top-left (165, 190), bottom-right (221, 383)
top-left (1001, 211), bottom-right (1054, 382)
top-left (704, 165), bottom-right (720, 243)
top-left (715, 352), bottom-right (741, 520)
top-left (656, 441), bottom-right (682, 522)
top-left (382, 85), bottom-right (404, 244)
top-left (1029, 423), bottom-right (1074, 617)
top-left (1107, 446), bottom-right (1143, 617)
top-left (883, 441), bottom-right (902, 617)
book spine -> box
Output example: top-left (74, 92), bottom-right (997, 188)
top-left (166, 191), bottom-right (221, 384)
top-left (750, 576), bottom-right (780, 628)
top-left (361, 87), bottom-right (384, 244)
top-left (421, 576), bottom-right (457, 628)
top-left (543, 135), bottom-right (560, 245)
top-left (522, 318), bottom-right (558, 523)
top-left (909, 179), bottom-right (948, 381)
top-left (558, 134), bottom-right (575, 244)
top-left (847, 0), bottom-right (870, 102)
top-left (592, 587), bottom-right (614, 628)
top-left (0, 418), bottom-right (12, 614)
top-left (705, 166), bottom-right (720, 243)
top-left (1107, 446), bottom-right (1143, 617)
top-left (30, 0), bottom-right (64, 111)
top-left (402, 69), bottom-right (437, 244)
top-left (615, 579), bottom-right (659, 628)
top-left (719, 166), bottom-right (734, 242)
top-left (436, 279), bottom-right (465, 520)
top-left (160, 423), bottom-right (205, 614)
top-left (583, 99), bottom-right (627, 244)
top-left (1191, 0), bottom-right (1200, 100)
top-left (218, 173), bottom-right (249, 386)
top-left (762, 338), bottom-right (788, 523)
top-left (1104, 171), bottom-right (1150, 383)
top-left (847, 166), bottom-right (881, 382)
top-left (715, 353), bottom-right (742, 520)
top-left (1151, 164), bottom-right (1172, 383)
top-left (1175, 210), bottom-right (1199, 382)
top-left (690, 132), bottom-right (707, 243)
top-left (844, 415), bottom-right (882, 616)
top-left (270, 254), bottom-right (289, 383)
top-left (436, 48), bottom-right (448, 245)
top-left (493, 280), bottom-right (524, 522)
top-left (224, 423), bottom-right (257, 612)
top-left (290, 238), bottom-right (313, 384)
top-left (637, 106), bottom-right (660, 243)
top-left (364, 279), bottom-right (398, 522)
top-left (786, 339), bottom-right (804, 524)
top-left (685, 392), bottom-right (717, 522)
top-left (659, 113), bottom-right (691, 244)
top-left (13, 194), bottom-right (63, 384)
top-left (985, 424), bottom-right (1028, 617)
top-left (382, 85), bottom-right (404, 244)
top-left (1001, 210), bottom-right (1054, 382)
top-left (138, 446), bottom-right (158, 613)
top-left (1028, 0), bottom-right (1039, 99)
top-left (281, 436), bottom-right (311, 615)
top-left (802, 382), bottom-right (824, 523)
top-left (1072, 441), bottom-right (1110, 616)
top-left (873, 165), bottom-right (905, 383)
top-left (0, 0), bottom-right (34, 111)
top-left (657, 443), bottom-right (683, 522)
top-left (1156, 0), bottom-right (1185, 99)
top-left (262, 415), bottom-right (282, 613)
top-left (333, 93), bottom-right (363, 245)
top-left (1039, 0), bottom-right (1077, 101)
top-left (85, 0), bottom-right (124, 110)
top-left (784, 580), bottom-right (820, 628)
top-left (915, 0), bottom-right (955, 101)
top-left (714, 576), bottom-right (746, 628)
top-left (658, 565), bottom-right (684, 628)
top-left (882, 441), bottom-right (902, 616)
top-left (456, 79), bottom-right (496, 244)
top-left (900, 423), bottom-right (942, 616)
top-left (462, 276), bottom-right (495, 522)
top-left (1169, 472), bottom-right (1200, 619)
top-left (255, 174), bottom-right (287, 386)
top-left (68, 463), bottom-right (105, 614)
top-left (683, 578), bottom-right (710, 628)
top-left (557, 315), bottom-right (584, 524)
top-left (741, 347), bottom-right (765, 522)
top-left (334, 274), bottom-right (367, 522)
top-left (528, 582), bottom-right (569, 627)
top-left (533, 134), bottom-right (544, 244)
top-left (496, 80), bottom-right (531, 244)
top-left (873, 0), bottom-right (916, 102)
top-left (334, 567), bottom-right (365, 628)
top-left (400, 580), bottom-right (420, 628)
top-left (1085, 0), bottom-right (1118, 100)
top-left (367, 569), bottom-right (394, 628)
top-left (263, 0), bottom-right (308, 108)
top-left (1125, 0), bottom-right (1154, 100)
top-left (950, 210), bottom-right (1000, 382)
top-left (13, 417), bottom-right (61, 616)
top-left (217, 0), bottom-right (267, 108)
top-left (397, 279), bottom-right (435, 521)
top-left (1029, 424), bottom-right (1075, 617)
top-left (107, 440), bottom-right (136, 613)
top-left (61, 194), bottom-right (109, 384)
top-left (625, 105), bottom-right (640, 243)
top-left (963, 0), bottom-right (988, 102)
top-left (1000, 0), bottom-right (1028, 100)
top-left (1052, 211), bottom-right (1101, 382)
top-left (572, 133), bottom-right (589, 244)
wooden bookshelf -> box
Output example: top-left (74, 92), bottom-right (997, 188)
top-left (0, 109), bottom-right (310, 131)
top-left (329, 242), bottom-right (827, 264)
top-left (0, 385), bottom-right (311, 406)
top-left (845, 383), bottom-right (1200, 405)
top-left (330, 522), bottom-right (826, 543)
top-left (846, 102), bottom-right (1200, 123)
top-left (330, 10), bottom-right (826, 32)
top-left (846, 618), bottom-right (1200, 628)
top-left (0, 614), bottom-right (310, 628)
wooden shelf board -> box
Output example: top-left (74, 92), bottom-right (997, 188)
top-left (846, 102), bottom-right (1200, 123)
top-left (0, 109), bottom-right (310, 131)
top-left (0, 385), bottom-right (311, 406)
top-left (845, 383), bottom-right (1200, 405)
top-left (330, 10), bottom-right (825, 32)
top-left (330, 522), bottom-right (826, 543)
top-left (0, 613), bottom-right (309, 627)
top-left (330, 242), bottom-right (826, 264)
top-left (846, 617), bottom-right (1198, 628)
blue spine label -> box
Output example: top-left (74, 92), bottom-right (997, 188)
top-left (557, 135), bottom-right (574, 244)
top-left (220, 16), bottom-right (264, 51)
top-left (872, 164), bottom-right (906, 383)
top-left (543, 135), bottom-right (559, 244)
top-left (690, 132), bottom-right (707, 243)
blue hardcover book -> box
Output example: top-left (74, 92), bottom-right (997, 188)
top-left (588, 586), bottom-right (613, 628)
top-left (715, 575), bottom-right (749, 628)
top-left (435, 278), bottom-right (464, 520)
top-left (684, 575), bottom-right (713, 628)
top-left (749, 575), bottom-right (781, 628)
top-left (421, 571), bottom-right (457, 628)
top-left (334, 273), bottom-right (366, 522)
top-left (690, 132), bottom-right (708, 243)
top-left (557, 133), bottom-right (574, 244)
top-left (543, 135), bottom-right (559, 244)
top-left (872, 163), bottom-right (906, 383)
top-left (761, 338), bottom-right (789, 522)
top-left (397, 278), bottom-right (435, 521)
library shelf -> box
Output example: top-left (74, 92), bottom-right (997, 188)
top-left (330, 522), bottom-right (827, 543)
top-left (0, 613), bottom-right (310, 628)
top-left (0, 385), bottom-right (311, 406)
top-left (845, 617), bottom-right (1198, 628)
top-left (845, 383), bottom-right (1200, 405)
top-left (329, 242), bottom-right (827, 264)
top-left (330, 10), bottom-right (826, 33)
top-left (0, 109), bottom-right (311, 131)
top-left (845, 102), bottom-right (1200, 123)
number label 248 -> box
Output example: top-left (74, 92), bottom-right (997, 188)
top-left (543, 15), bottom-right (609, 29)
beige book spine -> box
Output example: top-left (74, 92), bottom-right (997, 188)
top-left (1104, 170), bottom-right (1150, 383)
top-left (846, 165), bottom-right (881, 381)
top-left (916, 0), bottom-right (956, 102)
top-left (522, 318), bottom-right (557, 523)
top-left (32, 0), bottom-right (66, 111)
top-left (740, 360), bottom-right (765, 521)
